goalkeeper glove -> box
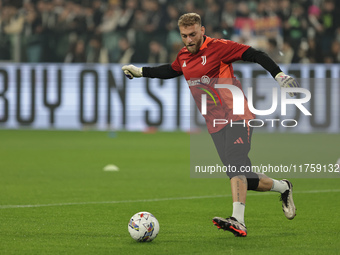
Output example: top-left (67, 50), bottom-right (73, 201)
top-left (275, 72), bottom-right (300, 97)
top-left (122, 65), bottom-right (143, 79)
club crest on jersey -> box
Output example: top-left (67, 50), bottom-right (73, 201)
top-left (201, 56), bottom-right (207, 65)
top-left (182, 61), bottom-right (186, 67)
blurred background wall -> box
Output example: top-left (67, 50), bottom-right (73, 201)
top-left (0, 0), bottom-right (340, 64)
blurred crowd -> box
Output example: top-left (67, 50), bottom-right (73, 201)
top-left (0, 0), bottom-right (339, 64)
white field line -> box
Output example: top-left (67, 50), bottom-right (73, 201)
top-left (1, 189), bottom-right (340, 209)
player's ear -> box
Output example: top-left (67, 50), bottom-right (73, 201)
top-left (201, 26), bottom-right (205, 35)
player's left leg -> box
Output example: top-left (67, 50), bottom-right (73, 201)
top-left (255, 173), bottom-right (296, 219)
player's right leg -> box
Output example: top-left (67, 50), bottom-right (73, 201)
top-left (212, 216), bottom-right (247, 237)
top-left (210, 123), bottom-right (254, 237)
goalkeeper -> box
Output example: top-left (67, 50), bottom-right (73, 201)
top-left (122, 13), bottom-right (298, 237)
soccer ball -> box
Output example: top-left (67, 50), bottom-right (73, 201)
top-left (128, 211), bottom-right (160, 242)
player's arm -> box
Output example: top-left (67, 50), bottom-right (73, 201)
top-left (122, 64), bottom-right (182, 80)
top-left (242, 47), bottom-right (300, 96)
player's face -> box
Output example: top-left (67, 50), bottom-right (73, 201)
top-left (179, 24), bottom-right (205, 54)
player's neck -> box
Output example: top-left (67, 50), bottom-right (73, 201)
top-left (199, 35), bottom-right (206, 49)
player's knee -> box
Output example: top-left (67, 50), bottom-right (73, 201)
top-left (246, 175), bottom-right (259, 190)
top-left (226, 170), bottom-right (259, 190)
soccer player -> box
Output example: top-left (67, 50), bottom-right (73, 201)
top-left (122, 13), bottom-right (297, 237)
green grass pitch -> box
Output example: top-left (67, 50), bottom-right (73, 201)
top-left (0, 130), bottom-right (339, 254)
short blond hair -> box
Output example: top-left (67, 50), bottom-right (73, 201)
top-left (178, 13), bottom-right (201, 27)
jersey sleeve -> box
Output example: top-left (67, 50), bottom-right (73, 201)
top-left (219, 40), bottom-right (250, 63)
top-left (171, 53), bottom-right (183, 74)
top-left (242, 47), bottom-right (282, 78)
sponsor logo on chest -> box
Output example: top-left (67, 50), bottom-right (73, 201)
top-left (187, 75), bottom-right (211, 86)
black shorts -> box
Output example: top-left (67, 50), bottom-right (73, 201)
top-left (210, 121), bottom-right (258, 180)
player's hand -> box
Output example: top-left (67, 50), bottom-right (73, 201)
top-left (122, 65), bottom-right (143, 79)
top-left (275, 72), bottom-right (300, 97)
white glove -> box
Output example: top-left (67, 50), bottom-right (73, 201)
top-left (275, 72), bottom-right (300, 97)
top-left (122, 65), bottom-right (143, 79)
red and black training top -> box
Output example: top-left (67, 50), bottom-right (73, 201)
top-left (143, 36), bottom-right (282, 133)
